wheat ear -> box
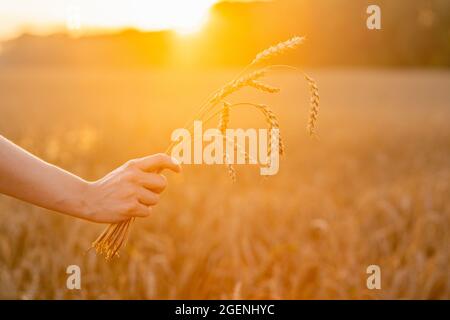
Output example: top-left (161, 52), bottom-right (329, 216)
top-left (218, 102), bottom-right (236, 182)
top-left (304, 74), bottom-right (319, 137)
top-left (207, 101), bottom-right (285, 163)
top-left (255, 104), bottom-right (284, 157)
top-left (247, 80), bottom-right (280, 93)
top-left (209, 70), bottom-right (267, 105)
top-left (251, 36), bottom-right (304, 65)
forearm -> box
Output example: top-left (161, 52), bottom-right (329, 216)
top-left (0, 135), bottom-right (180, 223)
top-left (0, 135), bottom-right (89, 218)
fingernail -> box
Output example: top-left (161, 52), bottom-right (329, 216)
top-left (171, 156), bottom-right (180, 166)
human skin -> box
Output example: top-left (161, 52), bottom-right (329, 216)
top-left (0, 135), bottom-right (181, 223)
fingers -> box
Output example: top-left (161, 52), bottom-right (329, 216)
top-left (136, 188), bottom-right (160, 206)
top-left (113, 153), bottom-right (180, 221)
top-left (136, 172), bottom-right (167, 193)
top-left (130, 153), bottom-right (181, 173)
top-left (125, 202), bottom-right (152, 218)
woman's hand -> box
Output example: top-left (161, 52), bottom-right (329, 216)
top-left (82, 154), bottom-right (181, 223)
top-left (0, 135), bottom-right (180, 224)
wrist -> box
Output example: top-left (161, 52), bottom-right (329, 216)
top-left (49, 177), bottom-right (94, 221)
top-left (78, 180), bottom-right (96, 221)
top-left (59, 178), bottom-right (96, 221)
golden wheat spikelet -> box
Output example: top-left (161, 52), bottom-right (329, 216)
top-left (209, 70), bottom-right (267, 104)
top-left (304, 74), bottom-right (320, 137)
top-left (218, 102), bottom-right (230, 136)
top-left (251, 36), bottom-right (304, 65)
top-left (247, 80), bottom-right (280, 93)
top-left (256, 104), bottom-right (284, 157)
top-left (218, 102), bottom-right (236, 181)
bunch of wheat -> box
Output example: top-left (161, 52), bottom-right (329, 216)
top-left (92, 36), bottom-right (320, 260)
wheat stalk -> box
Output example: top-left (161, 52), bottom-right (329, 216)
top-left (92, 35), bottom-right (318, 260)
top-left (91, 217), bottom-right (132, 259)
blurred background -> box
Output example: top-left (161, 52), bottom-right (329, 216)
top-left (1, 0), bottom-right (449, 67)
top-left (0, 0), bottom-right (449, 299)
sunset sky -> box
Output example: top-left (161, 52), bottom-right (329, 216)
top-left (0, 0), bottom-right (225, 39)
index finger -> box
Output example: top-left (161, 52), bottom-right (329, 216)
top-left (133, 153), bottom-right (181, 173)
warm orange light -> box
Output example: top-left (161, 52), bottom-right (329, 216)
top-left (0, 0), bottom-right (218, 39)
top-left (132, 0), bottom-right (216, 35)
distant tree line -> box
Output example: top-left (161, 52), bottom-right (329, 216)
top-left (0, 0), bottom-right (449, 68)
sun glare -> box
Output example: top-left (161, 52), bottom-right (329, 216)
top-left (0, 0), bottom-right (218, 40)
top-left (91, 0), bottom-right (217, 35)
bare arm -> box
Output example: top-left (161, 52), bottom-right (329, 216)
top-left (0, 135), bottom-right (180, 223)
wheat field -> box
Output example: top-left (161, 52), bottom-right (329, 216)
top-left (0, 67), bottom-right (449, 299)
